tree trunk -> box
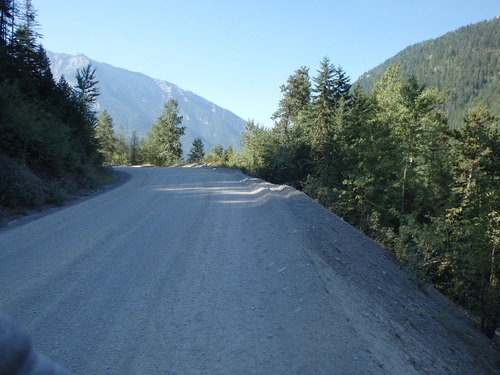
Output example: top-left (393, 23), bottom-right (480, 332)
top-left (481, 300), bottom-right (499, 339)
top-left (481, 245), bottom-right (499, 339)
top-left (481, 275), bottom-right (499, 339)
top-left (401, 164), bottom-right (408, 214)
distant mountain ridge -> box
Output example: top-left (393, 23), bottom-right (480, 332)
top-left (356, 17), bottom-right (500, 128)
top-left (47, 51), bottom-right (247, 153)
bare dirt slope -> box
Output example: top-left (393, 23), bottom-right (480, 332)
top-left (0, 166), bottom-right (498, 374)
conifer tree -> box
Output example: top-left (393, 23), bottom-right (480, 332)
top-left (303, 57), bottom-right (353, 178)
top-left (272, 66), bottom-right (311, 135)
top-left (446, 105), bottom-right (499, 338)
top-left (95, 110), bottom-right (116, 164)
top-left (112, 126), bottom-right (130, 165)
top-left (75, 63), bottom-right (99, 106)
top-left (0, 0), bottom-right (16, 45)
top-left (212, 144), bottom-right (224, 158)
top-left (332, 65), bottom-right (351, 104)
top-left (187, 137), bottom-right (205, 163)
top-left (144, 99), bottom-right (185, 166)
top-left (10, 0), bottom-right (41, 79)
top-left (129, 129), bottom-right (140, 165)
top-left (223, 145), bottom-right (237, 166)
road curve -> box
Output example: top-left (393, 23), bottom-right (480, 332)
top-left (0, 167), bottom-right (497, 374)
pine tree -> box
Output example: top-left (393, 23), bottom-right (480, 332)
top-left (310, 58), bottom-right (336, 130)
top-left (0, 0), bottom-right (16, 45)
top-left (305, 57), bottom-right (352, 164)
top-left (129, 129), bottom-right (140, 165)
top-left (212, 144), bottom-right (224, 158)
top-left (32, 44), bottom-right (53, 94)
top-left (187, 137), bottom-right (205, 163)
top-left (10, 0), bottom-right (41, 79)
top-left (112, 126), bottom-right (130, 165)
top-left (223, 145), bottom-right (237, 166)
top-left (144, 99), bottom-right (185, 166)
top-left (446, 105), bottom-right (499, 338)
top-left (75, 63), bottom-right (99, 106)
top-left (271, 66), bottom-right (311, 135)
top-left (95, 110), bottom-right (116, 164)
top-left (332, 65), bottom-right (351, 104)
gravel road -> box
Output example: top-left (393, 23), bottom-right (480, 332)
top-left (0, 166), bottom-right (498, 374)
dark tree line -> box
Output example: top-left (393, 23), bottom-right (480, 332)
top-left (0, 0), bottom-right (110, 210)
top-left (240, 59), bottom-right (499, 339)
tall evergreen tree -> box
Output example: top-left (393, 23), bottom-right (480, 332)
top-left (0, 0), bottom-right (15, 45)
top-left (187, 137), bottom-right (205, 163)
top-left (445, 105), bottom-right (499, 338)
top-left (333, 87), bottom-right (402, 232)
top-left (75, 63), bottom-right (99, 106)
top-left (271, 66), bottom-right (311, 135)
top-left (372, 66), bottom-right (450, 217)
top-left (129, 129), bottom-right (140, 165)
top-left (301, 57), bottom-right (337, 168)
top-left (112, 126), bottom-right (129, 165)
top-left (332, 65), bottom-right (351, 104)
top-left (304, 57), bottom-right (353, 176)
top-left (212, 144), bottom-right (224, 159)
top-left (144, 99), bottom-right (185, 166)
top-left (10, 0), bottom-right (40, 79)
top-left (95, 110), bottom-right (116, 164)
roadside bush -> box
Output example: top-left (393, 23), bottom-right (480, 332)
top-left (44, 182), bottom-right (68, 206)
top-left (0, 156), bottom-right (45, 208)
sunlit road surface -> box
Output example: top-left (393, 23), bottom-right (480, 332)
top-left (0, 166), bottom-right (495, 375)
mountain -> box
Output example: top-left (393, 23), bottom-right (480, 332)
top-left (356, 17), bottom-right (500, 128)
top-left (47, 51), bottom-right (247, 153)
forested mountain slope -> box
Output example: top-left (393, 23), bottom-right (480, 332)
top-left (47, 52), bottom-right (247, 153)
top-left (356, 17), bottom-right (500, 128)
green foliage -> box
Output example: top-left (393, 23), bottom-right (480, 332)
top-left (223, 146), bottom-right (238, 167)
top-left (96, 111), bottom-right (143, 166)
top-left (271, 66), bottom-right (311, 134)
top-left (111, 126), bottom-right (131, 165)
top-left (142, 99), bottom-right (185, 166)
top-left (75, 63), bottom-right (99, 106)
top-left (129, 129), bottom-right (141, 165)
top-left (95, 110), bottom-right (116, 164)
top-left (0, 0), bottom-right (111, 214)
top-left (239, 120), bottom-right (279, 179)
top-left (204, 144), bottom-right (239, 167)
top-left (212, 144), bottom-right (224, 158)
top-left (444, 105), bottom-right (499, 338)
top-left (187, 137), bottom-right (205, 163)
top-left (0, 1), bottom-right (16, 45)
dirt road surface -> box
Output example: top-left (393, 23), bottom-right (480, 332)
top-left (0, 167), bottom-right (498, 374)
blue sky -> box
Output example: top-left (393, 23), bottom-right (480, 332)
top-left (36, 0), bottom-right (499, 127)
